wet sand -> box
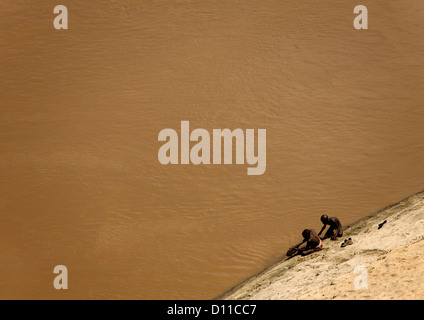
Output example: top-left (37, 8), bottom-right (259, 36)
top-left (220, 190), bottom-right (424, 300)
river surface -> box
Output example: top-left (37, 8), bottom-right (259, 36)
top-left (0, 1), bottom-right (423, 299)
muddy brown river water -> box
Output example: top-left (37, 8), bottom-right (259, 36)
top-left (0, 1), bottom-right (423, 299)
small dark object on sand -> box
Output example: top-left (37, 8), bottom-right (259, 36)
top-left (378, 220), bottom-right (387, 229)
top-left (340, 237), bottom-right (353, 247)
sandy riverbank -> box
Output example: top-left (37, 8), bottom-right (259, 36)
top-left (220, 190), bottom-right (424, 300)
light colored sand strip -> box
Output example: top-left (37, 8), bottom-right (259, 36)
top-left (220, 191), bottom-right (424, 300)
